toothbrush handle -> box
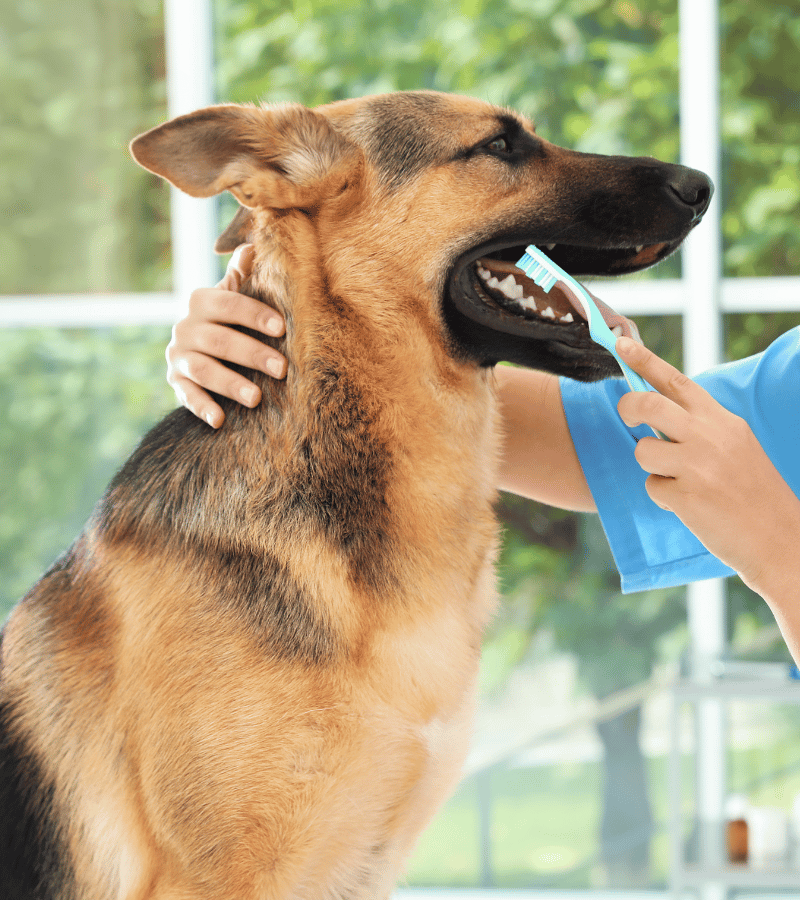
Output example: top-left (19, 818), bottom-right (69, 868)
top-left (617, 360), bottom-right (652, 394)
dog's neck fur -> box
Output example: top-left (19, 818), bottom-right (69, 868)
top-left (96, 218), bottom-right (502, 621)
top-left (234, 222), bottom-right (503, 598)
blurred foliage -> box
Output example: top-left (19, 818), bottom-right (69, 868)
top-left (721, 4), bottom-right (800, 276)
top-left (215, 0), bottom-right (682, 156)
top-left (2, 0), bottom-right (169, 293)
top-left (214, 0), bottom-right (800, 279)
top-left (0, 328), bottom-right (175, 617)
top-left (495, 500), bottom-right (686, 698)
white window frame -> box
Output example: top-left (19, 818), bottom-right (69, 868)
top-left (1, 2), bottom-right (798, 897)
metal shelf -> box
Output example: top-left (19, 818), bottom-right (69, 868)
top-left (669, 678), bottom-right (800, 897)
top-left (679, 862), bottom-right (800, 889)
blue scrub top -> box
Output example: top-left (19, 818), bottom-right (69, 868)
top-left (559, 326), bottom-right (800, 594)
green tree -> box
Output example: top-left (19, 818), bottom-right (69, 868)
top-left (1, 0), bottom-right (169, 294)
top-left (0, 328), bottom-right (175, 618)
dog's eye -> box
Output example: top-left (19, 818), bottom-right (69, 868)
top-left (486, 136), bottom-right (511, 154)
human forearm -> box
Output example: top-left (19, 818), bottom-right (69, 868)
top-left (495, 366), bottom-right (595, 512)
top-left (741, 493), bottom-right (800, 664)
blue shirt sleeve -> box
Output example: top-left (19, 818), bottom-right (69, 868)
top-left (559, 326), bottom-right (800, 594)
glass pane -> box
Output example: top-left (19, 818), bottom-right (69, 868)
top-left (213, 0), bottom-right (683, 278)
top-left (0, 327), bottom-right (175, 618)
top-left (721, 3), bottom-right (800, 277)
top-left (2, 1), bottom-right (170, 294)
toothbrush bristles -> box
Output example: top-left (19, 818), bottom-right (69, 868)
top-left (516, 247), bottom-right (561, 293)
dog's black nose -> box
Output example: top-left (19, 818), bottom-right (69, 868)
top-left (669, 167), bottom-right (713, 220)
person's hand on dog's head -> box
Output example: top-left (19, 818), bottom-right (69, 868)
top-left (167, 244), bottom-right (288, 428)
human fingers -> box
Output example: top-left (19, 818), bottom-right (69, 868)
top-left (189, 285), bottom-right (285, 340)
top-left (170, 372), bottom-right (227, 430)
top-left (169, 343), bottom-right (271, 403)
top-left (631, 434), bottom-right (682, 480)
top-left (615, 337), bottom-right (706, 412)
top-left (617, 387), bottom-right (691, 443)
top-left (171, 318), bottom-right (287, 380)
top-left (216, 244), bottom-right (255, 292)
top-left (202, 244), bottom-right (285, 338)
top-left (631, 438), bottom-right (689, 512)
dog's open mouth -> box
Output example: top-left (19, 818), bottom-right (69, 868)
top-left (445, 237), bottom-right (672, 376)
top-left (452, 237), bottom-right (667, 342)
top-left (471, 255), bottom-right (642, 342)
top-left (475, 258), bottom-right (580, 326)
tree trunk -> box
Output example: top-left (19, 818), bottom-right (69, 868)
top-left (595, 704), bottom-right (653, 887)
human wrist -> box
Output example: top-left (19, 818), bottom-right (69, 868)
top-left (739, 493), bottom-right (800, 610)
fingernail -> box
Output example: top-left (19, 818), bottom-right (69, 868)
top-left (206, 410), bottom-right (222, 428)
top-left (616, 337), bottom-right (637, 357)
top-left (262, 316), bottom-right (284, 337)
top-left (266, 358), bottom-right (285, 378)
top-left (239, 385), bottom-right (260, 406)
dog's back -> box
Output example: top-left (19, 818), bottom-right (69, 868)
top-left (0, 157), bottom-right (502, 897)
top-left (0, 91), bottom-right (711, 899)
top-left (1, 304), bottom-right (500, 898)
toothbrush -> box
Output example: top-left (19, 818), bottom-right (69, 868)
top-left (516, 244), bottom-right (668, 440)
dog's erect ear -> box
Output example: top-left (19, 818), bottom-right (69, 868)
top-left (215, 206), bottom-right (254, 255)
top-left (130, 103), bottom-right (362, 213)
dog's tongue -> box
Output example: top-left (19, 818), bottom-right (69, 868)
top-left (582, 287), bottom-right (642, 343)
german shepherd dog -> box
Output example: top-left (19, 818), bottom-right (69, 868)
top-left (1, 92), bottom-right (711, 899)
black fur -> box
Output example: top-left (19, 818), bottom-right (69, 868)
top-left (351, 93), bottom-right (453, 190)
top-left (211, 544), bottom-right (343, 665)
top-left (287, 361), bottom-right (395, 594)
top-left (0, 647), bottom-right (73, 899)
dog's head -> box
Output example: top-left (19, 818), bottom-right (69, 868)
top-left (131, 91), bottom-right (712, 382)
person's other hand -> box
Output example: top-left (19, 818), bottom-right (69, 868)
top-left (166, 244), bottom-right (287, 428)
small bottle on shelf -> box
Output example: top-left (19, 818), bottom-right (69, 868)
top-left (725, 795), bottom-right (749, 864)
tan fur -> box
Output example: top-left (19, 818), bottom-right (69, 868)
top-left (0, 91), bottom-right (711, 900)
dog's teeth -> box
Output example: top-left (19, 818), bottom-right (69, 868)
top-left (611, 325), bottom-right (624, 337)
top-left (487, 276), bottom-right (500, 289)
top-left (544, 243), bottom-right (556, 251)
top-left (560, 313), bottom-right (574, 323)
top-left (635, 245), bottom-right (644, 254)
top-left (497, 275), bottom-right (524, 300)
top-left (541, 307), bottom-right (556, 319)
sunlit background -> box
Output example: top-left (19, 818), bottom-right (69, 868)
top-left (3, 1), bottom-right (800, 896)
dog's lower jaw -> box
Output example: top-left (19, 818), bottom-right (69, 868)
top-left (442, 286), bottom-right (622, 381)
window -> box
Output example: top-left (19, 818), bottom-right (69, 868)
top-left (4, 0), bottom-right (799, 894)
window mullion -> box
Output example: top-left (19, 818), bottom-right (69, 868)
top-left (164, 0), bottom-right (218, 307)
